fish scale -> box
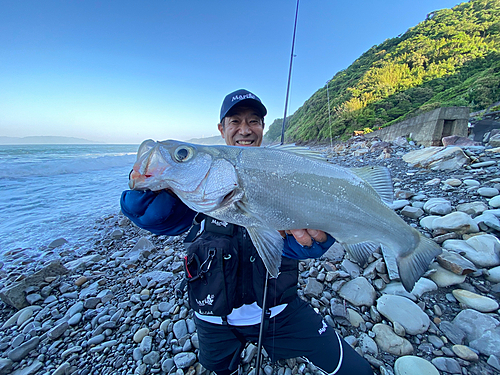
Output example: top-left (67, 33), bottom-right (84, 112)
top-left (129, 139), bottom-right (442, 292)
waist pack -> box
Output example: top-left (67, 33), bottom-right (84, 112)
top-left (182, 217), bottom-right (299, 317)
top-left (184, 231), bottom-right (239, 317)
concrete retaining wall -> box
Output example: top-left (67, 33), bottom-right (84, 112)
top-left (365, 107), bottom-right (469, 147)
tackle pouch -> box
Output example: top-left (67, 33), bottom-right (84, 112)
top-left (184, 233), bottom-right (239, 317)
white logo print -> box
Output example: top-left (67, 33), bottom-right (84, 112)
top-left (232, 93), bottom-right (256, 102)
top-left (211, 219), bottom-right (228, 227)
top-left (318, 320), bottom-right (328, 335)
top-left (196, 294), bottom-right (215, 307)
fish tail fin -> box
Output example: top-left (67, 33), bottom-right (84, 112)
top-left (344, 241), bottom-right (380, 266)
top-left (397, 234), bottom-right (442, 292)
top-left (246, 227), bottom-right (283, 278)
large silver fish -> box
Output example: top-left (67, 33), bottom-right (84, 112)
top-left (129, 139), bottom-right (441, 292)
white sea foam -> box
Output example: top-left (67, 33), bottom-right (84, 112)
top-left (0, 154), bottom-right (136, 179)
top-left (0, 144), bottom-right (139, 263)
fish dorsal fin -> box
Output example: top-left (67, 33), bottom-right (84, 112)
top-left (350, 166), bottom-right (394, 205)
top-left (267, 144), bottom-right (326, 161)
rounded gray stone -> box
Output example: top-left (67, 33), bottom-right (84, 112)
top-left (338, 277), bottom-right (376, 307)
top-left (173, 320), bottom-right (188, 339)
top-left (394, 356), bottom-right (439, 375)
top-left (376, 294), bottom-right (430, 335)
top-left (173, 352), bottom-right (197, 369)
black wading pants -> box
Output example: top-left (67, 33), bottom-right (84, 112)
top-left (195, 297), bottom-right (374, 375)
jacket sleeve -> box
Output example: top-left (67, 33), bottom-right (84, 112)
top-left (282, 233), bottom-right (336, 260)
top-left (120, 190), bottom-right (196, 236)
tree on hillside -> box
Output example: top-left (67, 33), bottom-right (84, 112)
top-left (270, 0), bottom-right (500, 143)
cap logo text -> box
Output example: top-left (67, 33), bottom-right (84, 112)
top-left (232, 93), bottom-right (256, 102)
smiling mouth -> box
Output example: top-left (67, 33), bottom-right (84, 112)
top-left (235, 140), bottom-right (255, 146)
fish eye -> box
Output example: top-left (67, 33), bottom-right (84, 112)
top-left (173, 146), bottom-right (193, 162)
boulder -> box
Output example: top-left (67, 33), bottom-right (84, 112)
top-left (442, 135), bottom-right (481, 147)
top-left (0, 261), bottom-right (69, 310)
top-left (403, 146), bottom-right (470, 170)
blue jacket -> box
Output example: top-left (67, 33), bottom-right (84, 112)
top-left (120, 189), bottom-right (335, 260)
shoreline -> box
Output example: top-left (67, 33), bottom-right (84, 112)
top-left (1, 136), bottom-right (500, 375)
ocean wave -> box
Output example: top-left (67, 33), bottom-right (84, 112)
top-left (0, 154), bottom-right (137, 179)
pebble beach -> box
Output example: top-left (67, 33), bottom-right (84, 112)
top-left (1, 135), bottom-right (500, 375)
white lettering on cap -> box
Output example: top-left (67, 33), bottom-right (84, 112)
top-left (232, 93), bottom-right (257, 102)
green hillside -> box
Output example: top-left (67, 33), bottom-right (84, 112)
top-left (265, 0), bottom-right (500, 143)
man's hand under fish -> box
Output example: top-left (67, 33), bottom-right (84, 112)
top-left (279, 229), bottom-right (328, 247)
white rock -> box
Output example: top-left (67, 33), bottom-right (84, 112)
top-left (394, 356), bottom-right (439, 375)
top-left (16, 309), bottom-right (34, 327)
top-left (478, 187), bottom-right (499, 197)
top-left (389, 200), bottom-right (410, 210)
top-left (402, 146), bottom-right (469, 171)
top-left (490, 195), bottom-right (500, 208)
top-left (423, 198), bottom-right (452, 215)
top-left (467, 234), bottom-right (500, 265)
top-left (444, 178), bottom-right (462, 187)
top-left (2, 306), bottom-right (42, 329)
top-left (452, 345), bottom-right (479, 362)
top-left (359, 333), bottom-right (378, 356)
top-left (431, 212), bottom-right (479, 234)
top-left (381, 282), bottom-right (416, 301)
top-left (443, 235), bottom-right (500, 268)
top-left (484, 208), bottom-right (500, 217)
top-left (133, 328), bottom-right (150, 343)
top-left (452, 289), bottom-right (499, 313)
top-left (347, 309), bottom-right (365, 328)
top-left (420, 215), bottom-right (439, 231)
top-left (463, 179), bottom-right (480, 187)
top-left (456, 201), bottom-right (488, 216)
top-left (411, 278), bottom-right (438, 298)
top-left (376, 295), bottom-right (430, 335)
top-left (64, 254), bottom-right (102, 271)
top-left (475, 213), bottom-right (500, 231)
top-left (486, 266), bottom-right (500, 283)
top-left (428, 262), bottom-right (466, 287)
top-left (425, 178), bottom-right (441, 186)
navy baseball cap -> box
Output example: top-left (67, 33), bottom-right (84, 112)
top-left (219, 89), bottom-right (267, 122)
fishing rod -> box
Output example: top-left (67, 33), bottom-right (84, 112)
top-left (280, 0), bottom-right (300, 146)
top-left (254, 2), bottom-right (300, 375)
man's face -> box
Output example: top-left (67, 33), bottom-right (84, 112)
top-left (218, 106), bottom-right (264, 147)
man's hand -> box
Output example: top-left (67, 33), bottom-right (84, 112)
top-left (279, 229), bottom-right (327, 247)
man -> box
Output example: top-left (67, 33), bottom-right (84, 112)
top-left (121, 89), bottom-right (373, 375)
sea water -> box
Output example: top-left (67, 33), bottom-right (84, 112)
top-left (0, 144), bottom-right (139, 264)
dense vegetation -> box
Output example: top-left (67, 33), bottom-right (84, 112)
top-left (265, 0), bottom-right (500, 143)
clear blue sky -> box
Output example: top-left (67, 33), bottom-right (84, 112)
top-left (0, 0), bottom-right (464, 144)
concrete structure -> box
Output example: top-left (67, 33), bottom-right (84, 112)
top-left (365, 107), bottom-right (469, 147)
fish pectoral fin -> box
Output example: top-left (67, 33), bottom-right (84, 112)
top-left (350, 166), bottom-right (394, 205)
top-left (246, 227), bottom-right (283, 278)
top-left (396, 235), bottom-right (442, 293)
top-left (343, 241), bottom-right (380, 266)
